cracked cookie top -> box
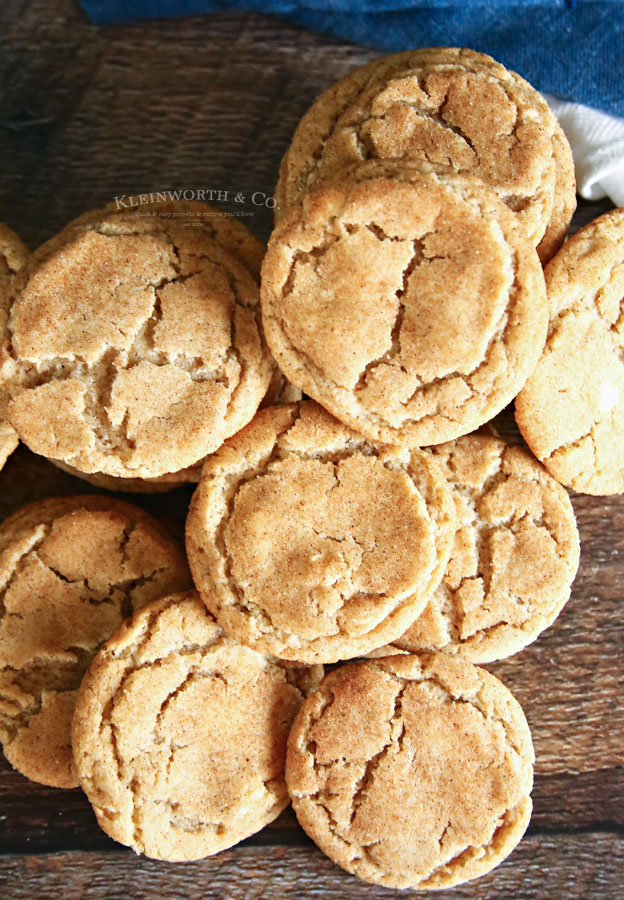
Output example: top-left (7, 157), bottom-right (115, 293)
top-left (0, 495), bottom-right (191, 788)
top-left (0, 225), bottom-right (29, 471)
top-left (262, 161), bottom-right (547, 447)
top-left (72, 591), bottom-right (324, 861)
top-left (49, 366), bottom-right (303, 495)
top-left (286, 653), bottom-right (534, 890)
top-left (380, 434), bottom-right (579, 663)
top-left (186, 400), bottom-right (457, 663)
top-left (275, 47), bottom-right (575, 263)
top-left (0, 201), bottom-right (273, 479)
top-left (516, 208), bottom-right (624, 495)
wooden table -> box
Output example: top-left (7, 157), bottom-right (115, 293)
top-left (0, 2), bottom-right (621, 897)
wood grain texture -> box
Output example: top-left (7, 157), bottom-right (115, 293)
top-left (0, 1), bottom-right (622, 898)
top-left (1, 838), bottom-right (623, 900)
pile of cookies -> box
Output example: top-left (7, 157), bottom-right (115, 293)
top-left (0, 46), bottom-right (621, 891)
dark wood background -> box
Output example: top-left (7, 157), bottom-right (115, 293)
top-left (0, 1), bottom-right (621, 898)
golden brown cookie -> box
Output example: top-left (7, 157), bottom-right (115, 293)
top-left (378, 434), bottom-right (579, 663)
top-left (0, 225), bottom-right (29, 471)
top-left (516, 208), bottom-right (624, 495)
top-left (263, 161), bottom-right (547, 447)
top-left (73, 590), bottom-right (323, 861)
top-left (275, 48), bottom-right (575, 262)
top-left (0, 201), bottom-right (273, 479)
top-left (287, 653), bottom-right (534, 890)
top-left (186, 401), bottom-right (456, 663)
top-left (49, 368), bottom-right (303, 493)
top-left (0, 495), bottom-right (191, 788)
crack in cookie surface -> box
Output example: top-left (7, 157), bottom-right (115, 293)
top-left (286, 653), bottom-right (534, 890)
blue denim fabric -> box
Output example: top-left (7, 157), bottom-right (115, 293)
top-left (76, 2), bottom-right (624, 115)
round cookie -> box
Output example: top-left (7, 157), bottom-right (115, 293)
top-left (275, 47), bottom-right (575, 262)
top-left (379, 434), bottom-right (580, 663)
top-left (262, 161), bottom-right (548, 447)
top-left (0, 201), bottom-right (273, 479)
top-left (0, 495), bottom-right (191, 788)
top-left (286, 653), bottom-right (534, 890)
top-left (49, 368), bottom-right (303, 493)
top-left (516, 208), bottom-right (624, 495)
top-left (73, 590), bottom-right (323, 861)
top-left (0, 225), bottom-right (29, 471)
top-left (186, 400), bottom-right (457, 663)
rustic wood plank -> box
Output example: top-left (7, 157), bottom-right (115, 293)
top-left (0, 0), bottom-right (379, 250)
top-left (530, 768), bottom-right (624, 832)
top-left (1, 836), bottom-right (623, 900)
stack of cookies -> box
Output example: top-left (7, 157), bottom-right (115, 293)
top-left (0, 45), bottom-right (621, 892)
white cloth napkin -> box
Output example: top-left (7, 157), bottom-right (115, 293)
top-left (546, 95), bottom-right (624, 207)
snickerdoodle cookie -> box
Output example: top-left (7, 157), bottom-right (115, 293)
top-left (186, 401), bottom-right (456, 663)
top-left (275, 47), bottom-right (575, 262)
top-left (0, 225), bottom-right (28, 470)
top-left (50, 367), bottom-right (302, 494)
top-left (286, 653), bottom-right (534, 890)
top-left (378, 434), bottom-right (579, 663)
top-left (516, 208), bottom-right (624, 495)
top-left (0, 495), bottom-right (191, 788)
top-left (262, 162), bottom-right (547, 447)
top-left (73, 591), bottom-right (323, 861)
top-left (0, 201), bottom-right (273, 479)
